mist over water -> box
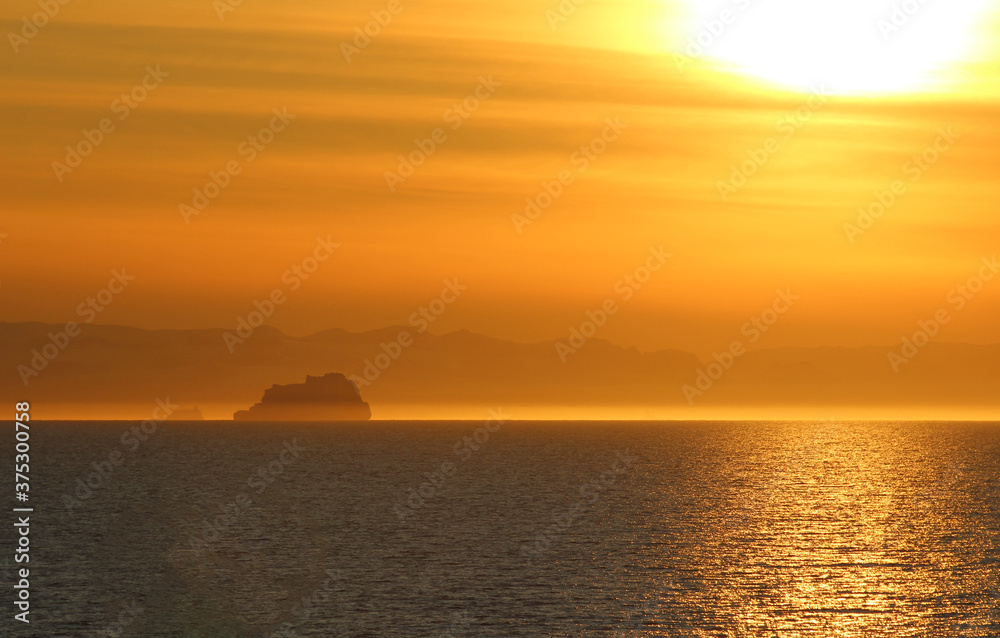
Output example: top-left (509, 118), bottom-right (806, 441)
top-left (5, 420), bottom-right (999, 637)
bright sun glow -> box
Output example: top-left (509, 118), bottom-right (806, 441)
top-left (675, 0), bottom-right (993, 95)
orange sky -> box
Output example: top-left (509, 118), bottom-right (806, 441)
top-left (3, 0), bottom-right (1000, 358)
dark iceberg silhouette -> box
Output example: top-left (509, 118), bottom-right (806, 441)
top-left (233, 373), bottom-right (371, 421)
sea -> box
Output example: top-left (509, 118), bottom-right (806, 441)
top-left (3, 420), bottom-right (999, 637)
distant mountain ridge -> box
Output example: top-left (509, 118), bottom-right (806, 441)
top-left (2, 321), bottom-right (999, 419)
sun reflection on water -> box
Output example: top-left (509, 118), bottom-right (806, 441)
top-left (628, 421), bottom-right (1000, 637)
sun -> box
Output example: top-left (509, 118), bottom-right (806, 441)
top-left (672, 0), bottom-right (993, 95)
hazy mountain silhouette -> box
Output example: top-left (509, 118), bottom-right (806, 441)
top-left (2, 321), bottom-right (999, 419)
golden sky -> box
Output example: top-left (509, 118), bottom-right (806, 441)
top-left (3, 0), bottom-right (1000, 357)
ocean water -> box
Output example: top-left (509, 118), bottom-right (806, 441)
top-left (3, 420), bottom-right (999, 637)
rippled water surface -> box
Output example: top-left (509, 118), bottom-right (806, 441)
top-left (4, 420), bottom-right (999, 637)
